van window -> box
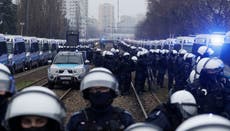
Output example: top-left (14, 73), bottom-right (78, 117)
top-left (174, 44), bottom-right (181, 51)
top-left (31, 42), bottom-right (39, 52)
top-left (0, 42), bottom-right (7, 55)
top-left (14, 42), bottom-right (25, 54)
top-left (51, 44), bottom-right (57, 51)
top-left (43, 43), bottom-right (49, 51)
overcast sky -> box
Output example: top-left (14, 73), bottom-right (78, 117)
top-left (88, 0), bottom-right (147, 19)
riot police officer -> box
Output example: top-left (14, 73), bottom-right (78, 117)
top-left (196, 46), bottom-right (214, 62)
top-left (0, 64), bottom-right (16, 131)
top-left (5, 86), bottom-right (66, 131)
top-left (186, 57), bottom-right (230, 117)
top-left (157, 50), bottom-right (168, 88)
top-left (67, 68), bottom-right (134, 131)
top-left (146, 90), bottom-right (197, 131)
top-left (167, 50), bottom-right (177, 90)
top-left (134, 51), bottom-right (148, 95)
top-left (174, 49), bottom-right (187, 91)
top-left (103, 51), bottom-right (118, 75)
top-left (92, 48), bottom-right (103, 67)
top-left (118, 52), bottom-right (134, 95)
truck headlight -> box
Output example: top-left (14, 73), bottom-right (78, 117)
top-left (49, 68), bottom-right (59, 74)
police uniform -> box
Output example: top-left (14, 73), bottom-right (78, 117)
top-left (146, 103), bottom-right (183, 131)
top-left (146, 90), bottom-right (197, 131)
top-left (67, 68), bottom-right (135, 131)
top-left (67, 106), bottom-right (134, 131)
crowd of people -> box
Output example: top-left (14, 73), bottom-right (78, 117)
top-left (1, 41), bottom-right (230, 131)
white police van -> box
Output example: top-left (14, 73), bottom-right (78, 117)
top-left (24, 37), bottom-right (40, 69)
top-left (49, 39), bottom-right (58, 61)
top-left (192, 34), bottom-right (224, 57)
top-left (48, 51), bottom-right (89, 88)
top-left (38, 38), bottom-right (50, 65)
top-left (0, 34), bottom-right (8, 65)
top-left (6, 35), bottom-right (26, 73)
top-left (176, 36), bottom-right (195, 52)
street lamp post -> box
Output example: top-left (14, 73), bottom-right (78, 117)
top-left (20, 22), bottom-right (25, 35)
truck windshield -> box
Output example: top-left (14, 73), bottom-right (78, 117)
top-left (43, 43), bottom-right (49, 51)
top-left (54, 55), bottom-right (83, 64)
top-left (14, 42), bottom-right (26, 54)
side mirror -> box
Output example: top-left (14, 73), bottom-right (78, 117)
top-left (48, 60), bottom-right (52, 64)
top-left (85, 60), bottom-right (90, 64)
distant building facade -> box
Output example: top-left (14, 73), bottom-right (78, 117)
top-left (98, 3), bottom-right (115, 38)
top-left (62, 0), bottom-right (88, 38)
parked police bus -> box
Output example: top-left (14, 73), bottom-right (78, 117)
top-left (38, 38), bottom-right (50, 65)
top-left (6, 35), bottom-right (26, 73)
top-left (24, 37), bottom-right (40, 70)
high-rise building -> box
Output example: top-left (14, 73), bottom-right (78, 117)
top-left (62, 0), bottom-right (88, 38)
top-left (79, 0), bottom-right (88, 38)
top-left (99, 3), bottom-right (115, 38)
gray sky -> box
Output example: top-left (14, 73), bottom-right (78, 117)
top-left (88, 0), bottom-right (147, 19)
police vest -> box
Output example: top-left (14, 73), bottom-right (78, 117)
top-left (75, 107), bottom-right (126, 131)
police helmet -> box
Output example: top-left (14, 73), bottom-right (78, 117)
top-left (160, 49), bottom-right (165, 54)
top-left (150, 49), bottom-right (157, 53)
top-left (195, 57), bottom-right (224, 75)
top-left (183, 53), bottom-right (195, 60)
top-left (96, 48), bottom-right (101, 52)
top-left (178, 49), bottom-right (187, 55)
top-left (197, 46), bottom-right (214, 56)
top-left (172, 50), bottom-right (178, 54)
top-left (80, 69), bottom-right (119, 99)
top-left (5, 86), bottom-right (66, 130)
top-left (110, 48), bottom-right (116, 53)
top-left (90, 67), bottom-right (112, 74)
top-left (137, 51), bottom-right (143, 57)
top-left (189, 70), bottom-right (200, 83)
top-left (170, 90), bottom-right (197, 119)
top-left (131, 46), bottom-right (137, 50)
top-left (125, 122), bottom-right (162, 131)
top-left (176, 114), bottom-right (230, 131)
top-left (154, 49), bottom-right (159, 54)
top-left (0, 64), bottom-right (16, 95)
top-left (105, 51), bottom-right (114, 56)
top-left (131, 56), bottom-right (138, 61)
top-left (164, 49), bottom-right (169, 54)
top-left (115, 49), bottom-right (120, 53)
top-left (123, 52), bottom-right (130, 56)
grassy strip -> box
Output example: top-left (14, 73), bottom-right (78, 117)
top-left (16, 81), bottom-right (33, 90)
